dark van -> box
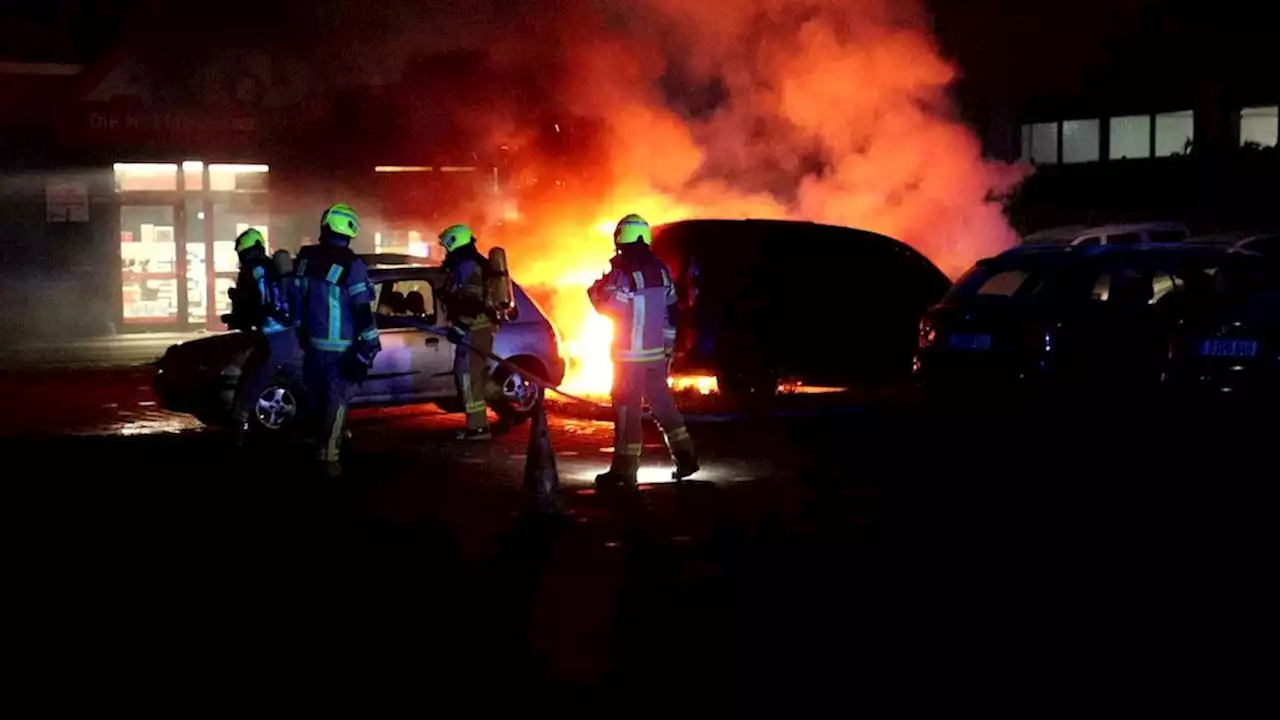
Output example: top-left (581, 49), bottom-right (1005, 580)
top-left (650, 219), bottom-right (952, 397)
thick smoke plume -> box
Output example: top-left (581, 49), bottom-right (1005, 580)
top-left (476, 0), bottom-right (1026, 274)
top-left (441, 0), bottom-right (1028, 389)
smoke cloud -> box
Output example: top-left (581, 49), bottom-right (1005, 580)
top-left (456, 0), bottom-right (1029, 278)
top-left (349, 0), bottom-right (1028, 391)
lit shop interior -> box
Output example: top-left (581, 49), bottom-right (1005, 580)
top-left (116, 162), bottom-right (269, 331)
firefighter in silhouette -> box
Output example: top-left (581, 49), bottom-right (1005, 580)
top-left (588, 214), bottom-right (698, 487)
top-left (227, 228), bottom-right (300, 447)
top-left (294, 204), bottom-right (380, 477)
top-left (439, 224), bottom-right (500, 440)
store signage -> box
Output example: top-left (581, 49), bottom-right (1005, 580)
top-left (46, 181), bottom-right (89, 223)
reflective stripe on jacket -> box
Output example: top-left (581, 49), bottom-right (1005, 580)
top-left (590, 249), bottom-right (676, 364)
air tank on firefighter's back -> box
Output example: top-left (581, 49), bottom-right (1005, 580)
top-left (487, 246), bottom-right (518, 322)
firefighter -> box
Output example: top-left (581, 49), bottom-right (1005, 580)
top-left (439, 223), bottom-right (500, 440)
top-left (294, 204), bottom-right (380, 477)
top-left (228, 229), bottom-right (300, 447)
top-left (588, 214), bottom-right (699, 487)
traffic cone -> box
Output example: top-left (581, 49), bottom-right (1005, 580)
top-left (523, 395), bottom-right (562, 515)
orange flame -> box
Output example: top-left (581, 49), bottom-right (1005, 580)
top-left (468, 1), bottom-right (1029, 396)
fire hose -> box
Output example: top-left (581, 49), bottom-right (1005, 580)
top-left (386, 316), bottom-right (616, 412)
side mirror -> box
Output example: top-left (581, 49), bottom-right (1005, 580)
top-left (424, 313), bottom-right (437, 326)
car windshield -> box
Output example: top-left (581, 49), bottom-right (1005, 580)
top-left (944, 260), bottom-right (1059, 303)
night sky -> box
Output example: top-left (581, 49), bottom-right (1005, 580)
top-left (2, 1), bottom-right (1273, 126)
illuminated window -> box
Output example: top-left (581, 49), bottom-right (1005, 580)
top-left (114, 163), bottom-right (178, 191)
top-left (182, 161), bottom-right (204, 190)
top-left (1109, 115), bottom-right (1151, 159)
top-left (1030, 122), bottom-right (1058, 164)
top-left (209, 163), bottom-right (269, 192)
top-left (1155, 110), bottom-right (1194, 157)
top-left (1062, 119), bottom-right (1100, 163)
top-left (1240, 106), bottom-right (1278, 148)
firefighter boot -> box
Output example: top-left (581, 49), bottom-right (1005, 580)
top-left (670, 436), bottom-right (700, 482)
top-left (595, 456), bottom-right (639, 490)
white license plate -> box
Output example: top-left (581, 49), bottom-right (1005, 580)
top-left (947, 333), bottom-right (992, 351)
top-left (1200, 339), bottom-right (1258, 358)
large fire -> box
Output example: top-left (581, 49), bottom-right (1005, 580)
top-left (465, 0), bottom-right (1029, 395)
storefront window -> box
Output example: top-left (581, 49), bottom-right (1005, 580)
top-left (182, 161), bottom-right (205, 190)
top-left (114, 163), bottom-right (178, 191)
top-left (209, 163), bottom-right (269, 192)
top-left (375, 229), bottom-right (436, 260)
top-left (120, 205), bottom-right (179, 323)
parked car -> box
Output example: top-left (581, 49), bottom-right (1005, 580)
top-left (1167, 250), bottom-right (1280, 406)
top-left (650, 219), bottom-right (952, 397)
top-left (153, 254), bottom-right (565, 433)
top-left (1022, 221), bottom-right (1190, 247)
top-left (915, 243), bottom-right (1249, 404)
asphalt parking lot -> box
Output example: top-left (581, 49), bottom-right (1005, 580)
top-left (2, 362), bottom-right (1274, 712)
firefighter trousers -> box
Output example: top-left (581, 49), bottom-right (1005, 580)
top-left (610, 359), bottom-right (695, 474)
top-left (453, 324), bottom-right (496, 431)
top-left (303, 349), bottom-right (354, 464)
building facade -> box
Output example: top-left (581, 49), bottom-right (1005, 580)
top-left (1, 49), bottom-right (506, 339)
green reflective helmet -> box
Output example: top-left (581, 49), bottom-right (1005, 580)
top-left (439, 224), bottom-right (475, 253)
top-left (235, 228), bottom-right (266, 254)
top-left (320, 203), bottom-right (360, 239)
top-left (614, 213), bottom-right (650, 245)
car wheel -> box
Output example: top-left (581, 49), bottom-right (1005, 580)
top-left (252, 374), bottom-right (304, 433)
top-left (492, 360), bottom-right (545, 425)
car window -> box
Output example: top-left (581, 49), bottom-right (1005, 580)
top-left (945, 266), bottom-right (1052, 302)
top-left (375, 278), bottom-right (437, 322)
top-left (1075, 236), bottom-right (1101, 247)
top-left (1107, 233), bottom-right (1142, 246)
top-left (975, 269), bottom-right (1034, 296)
top-left (1092, 268), bottom-right (1201, 304)
top-left (1148, 230), bottom-right (1187, 243)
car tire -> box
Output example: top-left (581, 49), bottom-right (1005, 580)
top-left (491, 358), bottom-right (546, 426)
top-left (249, 369), bottom-right (306, 436)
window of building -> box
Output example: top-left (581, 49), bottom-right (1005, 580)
top-left (1239, 106), bottom-right (1278, 148)
top-left (181, 161), bottom-right (204, 190)
top-left (209, 163), bottom-right (269, 192)
top-left (1109, 115), bottom-right (1152, 159)
top-left (1155, 110), bottom-right (1194, 157)
top-left (114, 163), bottom-right (178, 191)
top-left (1030, 122), bottom-right (1059, 164)
top-left (1061, 119), bottom-right (1101, 163)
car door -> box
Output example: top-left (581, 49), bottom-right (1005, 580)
top-left (361, 276), bottom-right (451, 403)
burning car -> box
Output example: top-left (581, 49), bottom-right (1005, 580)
top-left (153, 254), bottom-right (565, 434)
top-left (650, 219), bottom-right (952, 398)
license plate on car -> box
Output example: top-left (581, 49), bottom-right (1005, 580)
top-left (947, 333), bottom-right (991, 351)
top-left (1200, 339), bottom-right (1258, 358)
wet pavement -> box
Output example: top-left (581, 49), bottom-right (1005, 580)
top-left (3, 363), bottom-right (1275, 711)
